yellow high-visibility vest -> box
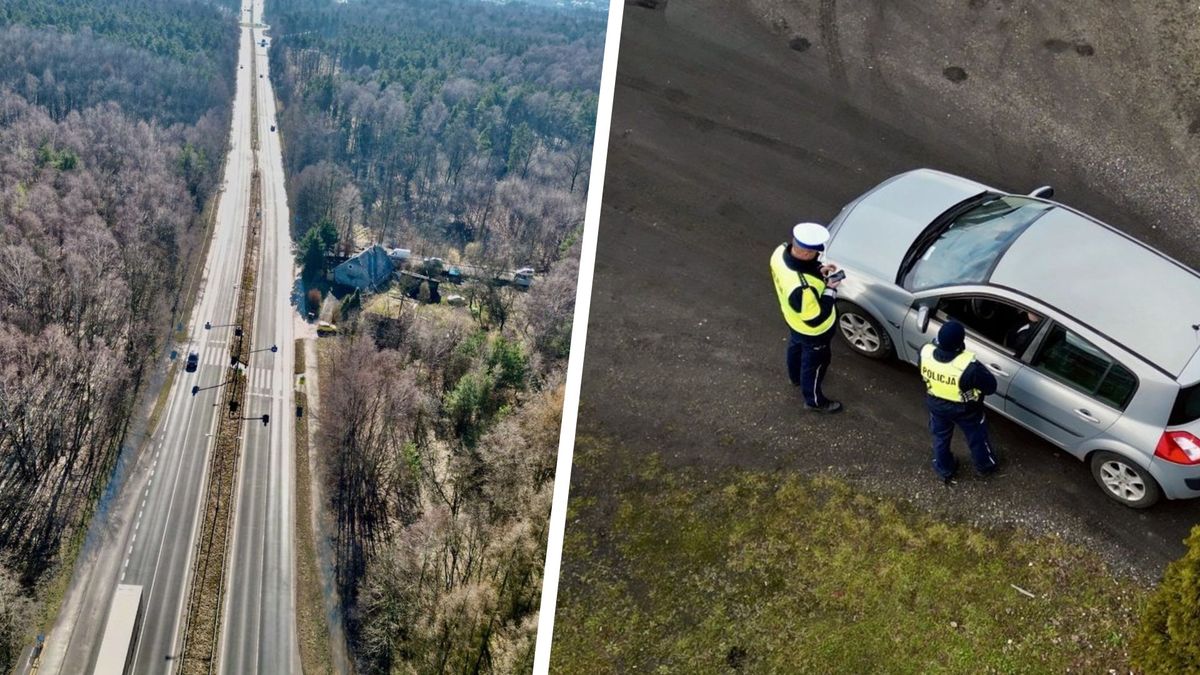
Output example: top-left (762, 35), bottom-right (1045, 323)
top-left (769, 244), bottom-right (836, 336)
top-left (920, 343), bottom-right (982, 402)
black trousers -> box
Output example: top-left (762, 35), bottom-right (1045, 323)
top-left (787, 329), bottom-right (833, 406)
top-left (927, 398), bottom-right (998, 478)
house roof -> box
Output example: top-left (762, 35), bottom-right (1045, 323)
top-left (334, 244), bottom-right (393, 285)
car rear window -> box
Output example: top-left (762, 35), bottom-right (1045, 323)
top-left (1169, 381), bottom-right (1200, 426)
top-left (905, 196), bottom-right (1051, 290)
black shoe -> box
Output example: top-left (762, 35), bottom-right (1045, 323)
top-left (804, 400), bottom-right (843, 414)
top-left (941, 474), bottom-right (957, 486)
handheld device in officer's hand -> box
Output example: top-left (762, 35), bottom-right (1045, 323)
top-left (825, 269), bottom-right (846, 283)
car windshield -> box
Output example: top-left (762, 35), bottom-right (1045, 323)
top-left (904, 196), bottom-right (1052, 290)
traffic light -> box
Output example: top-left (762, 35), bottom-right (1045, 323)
top-left (261, 414), bottom-right (270, 426)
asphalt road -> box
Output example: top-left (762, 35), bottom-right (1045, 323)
top-left (571, 0), bottom-right (1200, 581)
top-left (218, 0), bottom-right (299, 669)
top-left (35, 1), bottom-right (282, 672)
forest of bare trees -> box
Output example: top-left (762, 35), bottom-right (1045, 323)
top-left (270, 0), bottom-right (605, 670)
top-left (268, 0), bottom-right (604, 268)
top-left (320, 262), bottom-right (577, 671)
top-left (0, 1), bottom-right (237, 668)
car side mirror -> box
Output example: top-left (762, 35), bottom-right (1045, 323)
top-left (917, 305), bottom-right (931, 333)
top-left (1029, 185), bottom-right (1055, 199)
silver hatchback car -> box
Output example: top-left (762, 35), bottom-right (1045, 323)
top-left (825, 169), bottom-right (1200, 508)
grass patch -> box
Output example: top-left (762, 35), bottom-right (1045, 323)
top-left (294, 338), bottom-right (306, 375)
top-left (146, 362), bottom-right (179, 435)
top-left (552, 436), bottom-right (1146, 673)
top-left (294, 389), bottom-right (333, 674)
top-left (362, 292), bottom-right (397, 318)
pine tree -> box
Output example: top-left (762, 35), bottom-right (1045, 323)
top-left (1132, 525), bottom-right (1200, 672)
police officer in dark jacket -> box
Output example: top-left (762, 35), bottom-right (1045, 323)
top-left (769, 222), bottom-right (843, 413)
top-left (918, 321), bottom-right (1000, 483)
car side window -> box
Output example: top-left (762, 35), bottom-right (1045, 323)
top-left (1030, 324), bottom-right (1137, 409)
top-left (935, 296), bottom-right (1036, 355)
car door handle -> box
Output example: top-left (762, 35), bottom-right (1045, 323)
top-left (986, 363), bottom-right (1009, 377)
top-left (1073, 408), bottom-right (1101, 424)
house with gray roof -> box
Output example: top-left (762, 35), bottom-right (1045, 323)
top-left (333, 244), bottom-right (393, 290)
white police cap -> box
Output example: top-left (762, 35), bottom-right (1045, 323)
top-left (792, 222), bottom-right (830, 251)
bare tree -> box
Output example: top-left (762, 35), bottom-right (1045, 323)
top-left (0, 565), bottom-right (33, 673)
top-left (521, 248), bottom-right (579, 364)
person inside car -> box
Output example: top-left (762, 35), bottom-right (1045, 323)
top-left (1005, 311), bottom-right (1042, 354)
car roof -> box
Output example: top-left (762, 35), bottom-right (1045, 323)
top-left (990, 207), bottom-right (1200, 377)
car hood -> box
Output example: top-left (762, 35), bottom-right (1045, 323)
top-left (826, 169), bottom-right (991, 282)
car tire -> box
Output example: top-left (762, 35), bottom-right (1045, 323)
top-left (836, 301), bottom-right (894, 359)
top-left (1089, 451), bottom-right (1161, 508)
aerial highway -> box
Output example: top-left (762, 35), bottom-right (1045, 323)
top-left (218, 0), bottom-right (300, 669)
top-left (34, 0), bottom-right (297, 671)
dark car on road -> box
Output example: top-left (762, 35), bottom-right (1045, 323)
top-left (825, 169), bottom-right (1200, 508)
top-left (185, 351), bottom-right (199, 373)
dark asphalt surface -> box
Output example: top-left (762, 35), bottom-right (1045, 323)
top-left (570, 0), bottom-right (1200, 582)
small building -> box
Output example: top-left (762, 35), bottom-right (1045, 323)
top-left (389, 248), bottom-right (412, 265)
top-left (333, 245), bottom-right (393, 290)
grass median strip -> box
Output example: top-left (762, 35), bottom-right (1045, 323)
top-left (554, 436), bottom-right (1148, 673)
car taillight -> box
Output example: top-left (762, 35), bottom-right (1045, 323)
top-left (1155, 431), bottom-right (1200, 465)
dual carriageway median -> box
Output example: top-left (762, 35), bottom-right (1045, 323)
top-left (177, 52), bottom-right (265, 674)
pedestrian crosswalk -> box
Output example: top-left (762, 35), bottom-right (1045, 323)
top-left (245, 363), bottom-right (281, 399)
top-left (183, 336), bottom-right (282, 402)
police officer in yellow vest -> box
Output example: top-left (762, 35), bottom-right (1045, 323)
top-left (769, 222), bottom-right (843, 413)
top-left (919, 320), bottom-right (1000, 484)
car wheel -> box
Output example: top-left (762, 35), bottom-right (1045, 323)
top-left (836, 301), bottom-right (894, 360)
top-left (1090, 451), bottom-right (1161, 508)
